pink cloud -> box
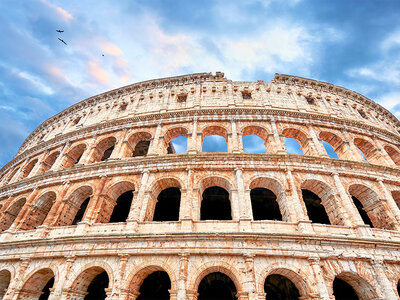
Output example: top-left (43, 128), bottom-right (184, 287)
top-left (42, 0), bottom-right (73, 21)
top-left (87, 60), bottom-right (110, 85)
top-left (101, 40), bottom-right (123, 56)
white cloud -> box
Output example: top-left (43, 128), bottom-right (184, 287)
top-left (17, 71), bottom-right (54, 95)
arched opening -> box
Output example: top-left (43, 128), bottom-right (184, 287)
top-left (348, 184), bottom-right (394, 229)
top-left (319, 131), bottom-right (344, 159)
top-left (264, 274), bottom-right (300, 300)
top-left (202, 126), bottom-right (228, 152)
top-left (301, 190), bottom-right (331, 224)
top-left (91, 137), bottom-right (117, 163)
top-left (397, 280), bottom-right (400, 299)
top-left (322, 141), bottom-right (339, 159)
top-left (20, 268), bottom-right (55, 300)
top-left (242, 126), bottom-right (268, 153)
top-left (21, 159), bottom-right (38, 179)
top-left (126, 132), bottom-right (152, 157)
top-left (109, 190), bottom-right (134, 223)
top-left (392, 191), bottom-right (400, 209)
top-left (63, 144), bottom-right (87, 168)
top-left (21, 192), bottom-right (56, 230)
top-left (201, 187), bottom-right (231, 220)
top-left (198, 272), bottom-right (237, 300)
top-left (282, 128), bottom-right (308, 155)
top-left (333, 272), bottom-right (378, 300)
top-left (250, 188), bottom-right (282, 221)
top-left (0, 198), bottom-right (26, 231)
top-left (41, 151), bottom-right (60, 173)
top-left (72, 197), bottom-right (90, 225)
top-left (70, 267), bottom-right (109, 300)
top-left (333, 277), bottom-right (358, 300)
top-left (164, 127), bottom-right (188, 154)
top-left (0, 270), bottom-right (11, 299)
top-left (153, 187), bottom-right (181, 221)
top-left (137, 271), bottom-right (171, 300)
top-left (354, 138), bottom-right (376, 162)
top-left (55, 186), bottom-right (93, 227)
top-left (384, 145), bottom-right (400, 166)
top-left (284, 138), bottom-right (303, 155)
top-left (85, 271), bottom-right (109, 300)
top-left (5, 167), bottom-right (19, 183)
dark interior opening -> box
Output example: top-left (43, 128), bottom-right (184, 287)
top-left (38, 277), bottom-right (54, 300)
top-left (101, 145), bottom-right (114, 161)
top-left (397, 280), bottom-right (400, 298)
top-left (84, 271), bottom-right (109, 300)
top-left (198, 272), bottom-right (236, 300)
top-left (153, 187), bottom-right (181, 221)
top-left (109, 190), bottom-right (134, 223)
top-left (72, 197), bottom-right (90, 225)
top-left (167, 142), bottom-right (175, 154)
top-left (251, 188), bottom-right (282, 221)
top-left (301, 190), bottom-right (331, 224)
top-left (137, 271), bottom-right (171, 300)
top-left (351, 196), bottom-right (373, 227)
top-left (75, 152), bottom-right (83, 165)
top-left (264, 274), bottom-right (300, 300)
top-left (133, 140), bottom-right (150, 157)
top-left (201, 186), bottom-right (231, 220)
top-left (333, 278), bottom-right (359, 300)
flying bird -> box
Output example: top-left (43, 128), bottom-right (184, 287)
top-left (56, 30), bottom-right (64, 33)
top-left (102, 54), bottom-right (104, 56)
top-left (58, 38), bottom-right (67, 45)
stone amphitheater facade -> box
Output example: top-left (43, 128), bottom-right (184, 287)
top-left (0, 72), bottom-right (400, 299)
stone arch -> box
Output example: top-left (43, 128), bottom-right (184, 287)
top-left (354, 138), bottom-right (376, 161)
top-left (5, 166), bottom-right (19, 183)
top-left (19, 267), bottom-right (55, 299)
top-left (145, 177), bottom-right (183, 221)
top-left (68, 264), bottom-right (112, 298)
top-left (333, 271), bottom-right (378, 300)
top-left (282, 127), bottom-right (310, 155)
top-left (190, 262), bottom-right (242, 294)
top-left (91, 136), bottom-right (117, 163)
top-left (127, 264), bottom-right (177, 294)
top-left (0, 197), bottom-right (27, 231)
top-left (20, 158), bottom-right (38, 179)
top-left (242, 125), bottom-right (269, 153)
top-left (63, 143), bottom-right (87, 168)
top-left (202, 126), bottom-right (228, 152)
top-left (40, 150), bottom-right (60, 173)
top-left (384, 145), bottom-right (400, 166)
top-left (319, 131), bottom-right (344, 158)
top-left (199, 176), bottom-right (233, 221)
top-left (392, 190), bottom-right (400, 209)
top-left (163, 126), bottom-right (189, 154)
top-left (348, 183), bottom-right (395, 229)
top-left (21, 191), bottom-right (57, 230)
top-left (55, 185), bottom-right (93, 226)
top-left (104, 180), bottom-right (136, 223)
top-left (249, 177), bottom-right (286, 221)
top-left (125, 131), bottom-right (153, 157)
top-left (0, 269), bottom-right (11, 298)
top-left (301, 179), bottom-right (340, 225)
top-left (258, 265), bottom-right (311, 298)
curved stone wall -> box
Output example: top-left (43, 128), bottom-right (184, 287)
top-left (0, 72), bottom-right (399, 299)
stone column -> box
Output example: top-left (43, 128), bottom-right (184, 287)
top-left (340, 129), bottom-right (365, 162)
top-left (176, 253), bottom-right (189, 300)
top-left (49, 256), bottom-right (76, 299)
top-left (230, 120), bottom-right (240, 153)
top-left (180, 169), bottom-right (194, 231)
top-left (235, 168), bottom-right (252, 231)
top-left (30, 151), bottom-right (48, 177)
top-left (51, 142), bottom-right (70, 171)
top-left (307, 125), bottom-right (329, 157)
top-left (243, 254), bottom-right (257, 300)
top-left (127, 170), bottom-right (150, 229)
top-left (187, 118), bottom-right (198, 154)
top-left (372, 138), bottom-right (396, 167)
top-left (81, 176), bottom-right (107, 224)
top-left (9, 189), bottom-right (39, 231)
top-left (377, 180), bottom-right (400, 225)
top-left (79, 135), bottom-right (98, 165)
top-left (267, 120), bottom-right (286, 154)
top-left (6, 258), bottom-right (30, 300)
top-left (371, 259), bottom-right (398, 299)
top-left (148, 122), bottom-right (163, 156)
top-left (109, 129), bottom-right (129, 159)
top-left (307, 256), bottom-right (330, 300)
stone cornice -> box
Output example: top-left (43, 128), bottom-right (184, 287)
top-left (2, 107), bottom-right (400, 176)
top-left (1, 153), bottom-right (399, 198)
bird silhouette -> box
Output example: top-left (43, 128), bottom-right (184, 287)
top-left (56, 30), bottom-right (64, 33)
top-left (58, 38), bottom-right (67, 45)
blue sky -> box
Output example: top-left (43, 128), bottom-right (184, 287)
top-left (0, 0), bottom-right (400, 166)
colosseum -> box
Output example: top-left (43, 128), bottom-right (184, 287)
top-left (0, 71), bottom-right (399, 300)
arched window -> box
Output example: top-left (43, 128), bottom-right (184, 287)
top-left (250, 188), bottom-right (282, 221)
top-left (201, 187), bottom-right (231, 220)
top-left (319, 131), bottom-right (344, 159)
top-left (264, 274), bottom-right (300, 299)
top-left (69, 267), bottom-right (109, 300)
top-left (21, 192), bottom-right (56, 230)
top-left (137, 271), bottom-right (171, 300)
top-left (333, 277), bottom-right (358, 300)
top-left (63, 144), bottom-right (86, 168)
top-left (333, 272), bottom-right (378, 300)
top-left (20, 268), bottom-right (54, 300)
top-left (202, 126), bottom-right (228, 152)
top-left (41, 151), bottom-right (60, 173)
top-left (351, 195), bottom-right (373, 227)
top-left (198, 272), bottom-right (236, 300)
top-left (164, 127), bottom-right (188, 154)
top-left (322, 141), bottom-right (339, 159)
top-left (354, 138), bottom-right (376, 162)
top-left (126, 132), bottom-right (152, 157)
top-left (384, 145), bottom-right (400, 166)
top-left (284, 137), bottom-right (303, 155)
top-left (72, 197), bottom-right (90, 225)
top-left (0, 269), bottom-right (11, 299)
top-left (301, 189), bottom-right (331, 224)
top-left (91, 137), bottom-right (117, 163)
top-left (85, 271), bottom-right (109, 300)
top-left (1, 198), bottom-right (26, 231)
top-left (153, 187), bottom-right (181, 221)
top-left (21, 159), bottom-right (38, 179)
top-left (109, 190), bottom-right (134, 223)
top-left (242, 126), bottom-right (268, 153)
top-left (282, 128), bottom-right (308, 155)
